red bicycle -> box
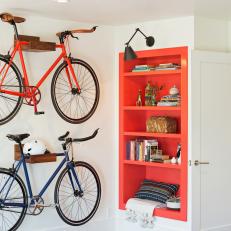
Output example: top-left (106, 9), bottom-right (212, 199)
top-left (0, 13), bottom-right (100, 125)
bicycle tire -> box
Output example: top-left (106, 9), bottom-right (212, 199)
top-left (0, 168), bottom-right (28, 231)
top-left (51, 59), bottom-right (100, 124)
top-left (0, 55), bottom-right (23, 125)
top-left (54, 161), bottom-right (101, 226)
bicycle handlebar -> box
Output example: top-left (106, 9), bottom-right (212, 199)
top-left (58, 131), bottom-right (70, 141)
top-left (70, 26), bottom-right (97, 34)
top-left (56, 26), bottom-right (97, 38)
top-left (72, 128), bottom-right (99, 142)
top-left (58, 128), bottom-right (99, 143)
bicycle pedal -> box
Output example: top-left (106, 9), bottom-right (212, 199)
top-left (34, 111), bottom-right (45, 115)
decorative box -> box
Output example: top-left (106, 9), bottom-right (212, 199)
top-left (146, 116), bottom-right (177, 133)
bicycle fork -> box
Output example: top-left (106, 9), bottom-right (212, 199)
top-left (67, 162), bottom-right (83, 195)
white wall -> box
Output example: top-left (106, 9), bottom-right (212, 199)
top-left (194, 16), bottom-right (229, 52)
top-left (114, 16), bottom-right (194, 231)
top-left (0, 15), bottom-right (116, 231)
top-left (0, 13), bottom-right (199, 231)
top-left (227, 20), bottom-right (231, 51)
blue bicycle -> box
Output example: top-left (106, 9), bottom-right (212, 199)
top-left (0, 129), bottom-right (101, 231)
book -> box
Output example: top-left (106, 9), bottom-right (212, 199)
top-left (135, 141), bottom-right (139, 160)
top-left (135, 64), bottom-right (154, 69)
top-left (132, 68), bottom-right (151, 72)
top-left (151, 159), bottom-right (171, 164)
top-left (139, 141), bottom-right (143, 161)
top-left (157, 102), bottom-right (180, 106)
top-left (126, 142), bottom-right (130, 160)
top-left (130, 141), bottom-right (135, 161)
top-left (144, 139), bottom-right (158, 162)
top-left (152, 154), bottom-right (170, 160)
top-left (153, 63), bottom-right (181, 71)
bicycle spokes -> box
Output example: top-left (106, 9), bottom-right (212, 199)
top-left (51, 59), bottom-right (99, 123)
top-left (55, 162), bottom-right (101, 225)
top-left (0, 57), bottom-right (23, 125)
top-left (0, 171), bottom-right (27, 231)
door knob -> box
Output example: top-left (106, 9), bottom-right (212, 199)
top-left (194, 160), bottom-right (210, 166)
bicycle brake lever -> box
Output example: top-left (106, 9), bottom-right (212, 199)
top-left (70, 33), bottom-right (79, 40)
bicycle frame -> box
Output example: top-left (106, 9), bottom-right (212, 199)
top-left (0, 39), bottom-right (80, 99)
top-left (0, 147), bottom-right (82, 208)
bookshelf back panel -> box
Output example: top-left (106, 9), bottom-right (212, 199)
top-left (146, 167), bottom-right (181, 185)
top-left (123, 165), bottom-right (146, 203)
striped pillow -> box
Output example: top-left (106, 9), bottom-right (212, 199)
top-left (134, 179), bottom-right (179, 203)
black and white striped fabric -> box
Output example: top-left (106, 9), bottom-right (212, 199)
top-left (134, 179), bottom-right (179, 203)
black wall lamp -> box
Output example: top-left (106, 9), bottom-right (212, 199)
top-left (124, 28), bottom-right (155, 61)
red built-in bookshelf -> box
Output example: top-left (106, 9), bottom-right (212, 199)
top-left (119, 47), bottom-right (188, 221)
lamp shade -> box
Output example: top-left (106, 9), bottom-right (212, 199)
top-left (124, 45), bottom-right (137, 61)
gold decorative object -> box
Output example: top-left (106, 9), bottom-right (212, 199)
top-left (136, 89), bottom-right (142, 106)
top-left (146, 116), bottom-right (177, 133)
top-left (145, 81), bottom-right (152, 106)
top-left (145, 82), bottom-right (163, 106)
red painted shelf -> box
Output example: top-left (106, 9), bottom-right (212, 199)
top-left (123, 69), bottom-right (181, 77)
top-left (123, 132), bottom-right (181, 139)
top-left (123, 106), bottom-right (181, 111)
top-left (119, 47), bottom-right (188, 221)
top-left (123, 160), bottom-right (181, 170)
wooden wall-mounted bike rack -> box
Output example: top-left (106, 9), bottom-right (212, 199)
top-left (14, 35), bottom-right (56, 52)
top-left (14, 144), bottom-right (57, 164)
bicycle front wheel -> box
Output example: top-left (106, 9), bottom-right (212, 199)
top-left (51, 59), bottom-right (100, 124)
top-left (0, 55), bottom-right (23, 125)
top-left (54, 161), bottom-right (101, 226)
top-left (0, 168), bottom-right (28, 231)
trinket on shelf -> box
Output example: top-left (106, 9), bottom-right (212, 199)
top-left (136, 89), bottom-right (142, 106)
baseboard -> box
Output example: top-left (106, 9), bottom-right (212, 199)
top-left (43, 218), bottom-right (115, 231)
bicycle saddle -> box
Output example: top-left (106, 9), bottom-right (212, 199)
top-left (0, 12), bottom-right (25, 24)
top-left (6, 134), bottom-right (30, 143)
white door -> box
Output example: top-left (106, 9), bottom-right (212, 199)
top-left (191, 51), bottom-right (231, 231)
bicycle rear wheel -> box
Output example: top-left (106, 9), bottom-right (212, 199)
top-left (51, 59), bottom-right (100, 124)
top-left (0, 168), bottom-right (28, 231)
top-left (0, 55), bottom-right (23, 125)
top-left (54, 161), bottom-right (101, 226)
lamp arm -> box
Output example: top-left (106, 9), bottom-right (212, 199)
top-left (125, 28), bottom-right (148, 45)
top-left (137, 28), bottom-right (148, 38)
top-left (125, 28), bottom-right (140, 45)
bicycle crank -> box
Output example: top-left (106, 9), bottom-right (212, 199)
top-left (24, 86), bottom-right (41, 106)
top-left (28, 196), bottom-right (44, 216)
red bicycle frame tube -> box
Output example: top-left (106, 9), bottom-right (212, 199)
top-left (0, 40), bottom-right (80, 97)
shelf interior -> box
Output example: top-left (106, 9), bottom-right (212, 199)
top-left (122, 110), bottom-right (181, 134)
top-left (122, 74), bottom-right (181, 107)
top-left (120, 164), bottom-right (181, 216)
top-left (123, 54), bottom-right (181, 73)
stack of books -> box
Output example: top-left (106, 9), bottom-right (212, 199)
top-left (151, 151), bottom-right (171, 163)
top-left (126, 139), bottom-right (171, 163)
top-left (157, 94), bottom-right (181, 107)
top-left (132, 65), bottom-right (154, 72)
top-left (132, 63), bottom-right (181, 73)
top-left (154, 63), bottom-right (181, 71)
top-left (126, 139), bottom-right (147, 161)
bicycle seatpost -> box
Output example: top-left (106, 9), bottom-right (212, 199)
top-left (12, 21), bottom-right (19, 40)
